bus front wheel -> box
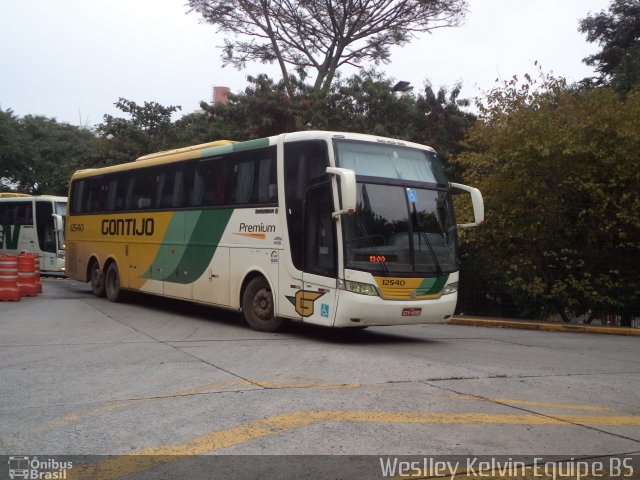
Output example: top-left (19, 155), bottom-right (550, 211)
top-left (90, 260), bottom-right (105, 297)
top-left (105, 262), bottom-right (123, 302)
top-left (242, 276), bottom-right (283, 332)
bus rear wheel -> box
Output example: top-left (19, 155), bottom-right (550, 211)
top-left (242, 276), bottom-right (283, 332)
top-left (105, 262), bottom-right (123, 302)
top-left (90, 260), bottom-right (105, 297)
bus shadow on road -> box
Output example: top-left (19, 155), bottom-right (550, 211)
top-left (282, 322), bottom-right (435, 345)
top-left (123, 290), bottom-right (433, 345)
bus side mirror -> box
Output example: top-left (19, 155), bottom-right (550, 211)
top-left (326, 167), bottom-right (357, 218)
top-left (52, 214), bottom-right (64, 232)
top-left (450, 182), bottom-right (485, 228)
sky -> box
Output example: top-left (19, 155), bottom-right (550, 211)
top-left (0, 0), bottom-right (611, 128)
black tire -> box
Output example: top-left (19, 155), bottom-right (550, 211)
top-left (104, 262), bottom-right (123, 302)
top-left (89, 260), bottom-right (105, 297)
top-left (241, 276), bottom-right (283, 332)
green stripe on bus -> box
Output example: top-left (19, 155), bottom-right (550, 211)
top-left (415, 275), bottom-right (449, 296)
top-left (143, 209), bottom-right (234, 285)
top-left (1, 225), bottom-right (21, 249)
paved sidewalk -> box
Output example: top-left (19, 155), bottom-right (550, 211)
top-left (450, 316), bottom-right (640, 336)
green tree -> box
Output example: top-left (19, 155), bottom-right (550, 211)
top-left (413, 82), bottom-right (475, 180)
top-left (203, 74), bottom-right (309, 138)
top-left (320, 70), bottom-right (418, 136)
top-left (95, 98), bottom-right (182, 167)
top-left (0, 110), bottom-right (96, 195)
top-left (0, 109), bottom-right (23, 190)
top-left (187, 0), bottom-right (467, 97)
top-left (579, 0), bottom-right (640, 92)
top-left (456, 73), bottom-right (640, 322)
top-left (199, 70), bottom-right (474, 159)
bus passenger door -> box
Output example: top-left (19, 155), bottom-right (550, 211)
top-left (300, 184), bottom-right (338, 325)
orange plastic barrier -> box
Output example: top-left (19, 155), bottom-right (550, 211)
top-left (30, 253), bottom-right (42, 293)
top-left (17, 252), bottom-right (38, 297)
top-left (0, 254), bottom-right (21, 302)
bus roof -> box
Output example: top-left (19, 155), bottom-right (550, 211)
top-left (69, 131), bottom-right (437, 181)
top-left (0, 193), bottom-right (31, 198)
top-left (70, 137), bottom-right (272, 180)
top-left (135, 139), bottom-right (236, 162)
top-left (0, 194), bottom-right (66, 201)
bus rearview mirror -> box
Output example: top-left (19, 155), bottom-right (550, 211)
top-left (326, 167), bottom-right (357, 218)
top-left (52, 214), bottom-right (64, 232)
top-left (450, 182), bottom-right (485, 228)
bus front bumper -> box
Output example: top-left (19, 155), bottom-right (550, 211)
top-left (333, 290), bottom-right (458, 328)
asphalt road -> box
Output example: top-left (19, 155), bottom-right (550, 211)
top-left (1, 278), bottom-right (639, 478)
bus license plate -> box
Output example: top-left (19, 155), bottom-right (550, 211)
top-left (402, 308), bottom-right (422, 317)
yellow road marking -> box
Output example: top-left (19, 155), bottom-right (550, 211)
top-left (4, 376), bottom-right (359, 447)
top-left (68, 410), bottom-right (640, 480)
top-left (168, 378), bottom-right (254, 396)
top-left (450, 394), bottom-right (617, 412)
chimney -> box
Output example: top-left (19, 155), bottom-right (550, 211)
top-left (213, 86), bottom-right (230, 105)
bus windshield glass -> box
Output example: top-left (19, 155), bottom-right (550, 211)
top-left (335, 140), bottom-right (456, 275)
top-left (335, 140), bottom-right (447, 186)
top-left (342, 184), bottom-right (458, 275)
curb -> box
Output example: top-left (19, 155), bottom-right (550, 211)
top-left (449, 316), bottom-right (640, 337)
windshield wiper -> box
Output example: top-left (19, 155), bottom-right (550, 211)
top-left (416, 229), bottom-right (443, 276)
top-left (411, 203), bottom-right (443, 276)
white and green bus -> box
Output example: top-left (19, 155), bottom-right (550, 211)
top-left (0, 193), bottom-right (67, 275)
top-left (65, 131), bottom-right (483, 331)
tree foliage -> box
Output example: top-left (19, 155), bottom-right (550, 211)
top-left (187, 0), bottom-right (467, 96)
top-left (95, 98), bottom-right (182, 166)
top-left (579, 0), bottom-right (640, 92)
top-left (0, 109), bottom-right (95, 195)
top-left (456, 73), bottom-right (640, 322)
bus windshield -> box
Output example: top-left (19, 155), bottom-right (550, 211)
top-left (335, 140), bottom-right (447, 186)
top-left (335, 141), bottom-right (457, 276)
top-left (342, 184), bottom-right (457, 275)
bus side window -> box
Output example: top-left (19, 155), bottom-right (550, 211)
top-left (258, 156), bottom-right (277, 203)
top-left (157, 169), bottom-right (178, 209)
top-left (116, 175), bottom-right (132, 211)
top-left (191, 167), bottom-right (205, 207)
top-left (131, 169), bottom-right (158, 210)
top-left (196, 162), bottom-right (219, 207)
top-left (155, 173), bottom-right (166, 208)
top-left (71, 180), bottom-right (85, 214)
top-left (106, 178), bottom-right (118, 211)
top-left (171, 170), bottom-right (184, 208)
top-left (214, 165), bottom-right (229, 205)
top-left (86, 177), bottom-right (108, 213)
top-left (234, 160), bottom-right (255, 204)
top-left (1, 202), bottom-right (33, 225)
top-left (177, 164), bottom-right (195, 208)
top-left (21, 202), bottom-right (34, 225)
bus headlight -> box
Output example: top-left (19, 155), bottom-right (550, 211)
top-left (57, 249), bottom-right (65, 259)
top-left (339, 280), bottom-right (379, 296)
top-left (441, 282), bottom-right (458, 295)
